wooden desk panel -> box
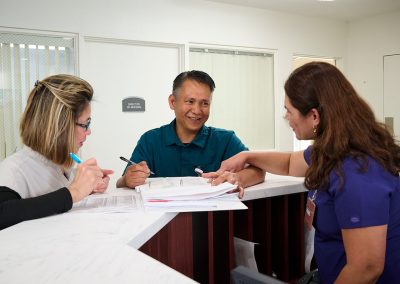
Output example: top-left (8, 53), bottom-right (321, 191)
top-left (212, 211), bottom-right (234, 284)
top-left (140, 192), bottom-right (306, 283)
top-left (140, 213), bottom-right (194, 277)
top-left (235, 193), bottom-right (306, 282)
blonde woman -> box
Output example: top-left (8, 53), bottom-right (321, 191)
top-left (0, 74), bottom-right (113, 230)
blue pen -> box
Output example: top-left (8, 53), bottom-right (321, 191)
top-left (70, 152), bottom-right (82, 164)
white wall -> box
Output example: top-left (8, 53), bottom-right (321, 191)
top-left (0, 0), bottom-right (348, 175)
top-left (347, 10), bottom-right (400, 121)
top-left (80, 39), bottom-right (182, 178)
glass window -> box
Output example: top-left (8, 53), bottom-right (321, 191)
top-left (0, 30), bottom-right (77, 159)
top-left (190, 47), bottom-right (274, 150)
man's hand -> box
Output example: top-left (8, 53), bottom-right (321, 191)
top-left (120, 161), bottom-right (150, 189)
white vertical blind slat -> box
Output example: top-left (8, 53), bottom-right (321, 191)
top-left (55, 47), bottom-right (60, 74)
top-left (12, 45), bottom-right (23, 151)
top-left (65, 47), bottom-right (71, 74)
top-left (45, 46), bottom-right (50, 75)
top-left (0, 45), bottom-right (5, 158)
top-left (24, 44), bottom-right (31, 108)
top-left (3, 44), bottom-right (14, 156)
top-left (34, 45), bottom-right (40, 80)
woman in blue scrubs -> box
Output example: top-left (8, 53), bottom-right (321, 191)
top-left (208, 62), bottom-right (400, 284)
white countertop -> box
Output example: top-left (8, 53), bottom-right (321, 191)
top-left (243, 173), bottom-right (306, 201)
top-left (0, 173), bottom-right (306, 283)
top-left (0, 211), bottom-right (195, 283)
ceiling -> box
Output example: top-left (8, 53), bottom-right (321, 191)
top-left (206, 0), bottom-right (400, 22)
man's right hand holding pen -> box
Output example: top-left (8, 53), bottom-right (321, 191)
top-left (116, 161), bottom-right (152, 189)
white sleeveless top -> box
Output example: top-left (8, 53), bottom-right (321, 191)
top-left (0, 146), bottom-right (71, 198)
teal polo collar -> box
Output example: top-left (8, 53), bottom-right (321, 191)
top-left (165, 119), bottom-right (209, 148)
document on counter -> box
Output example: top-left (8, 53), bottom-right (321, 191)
top-left (139, 178), bottom-right (236, 200)
top-left (137, 177), bottom-right (247, 212)
top-left (69, 178), bottom-right (247, 213)
top-left (70, 188), bottom-right (144, 213)
top-left (136, 176), bottom-right (210, 192)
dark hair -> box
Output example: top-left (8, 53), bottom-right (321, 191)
top-left (20, 74), bottom-right (93, 168)
top-left (172, 70), bottom-right (215, 96)
top-left (285, 62), bottom-right (400, 190)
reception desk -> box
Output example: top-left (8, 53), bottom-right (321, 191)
top-left (0, 209), bottom-right (195, 283)
top-left (0, 174), bottom-right (306, 283)
top-left (140, 174), bottom-right (307, 283)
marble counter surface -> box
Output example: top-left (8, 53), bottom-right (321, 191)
top-left (0, 174), bottom-right (306, 283)
top-left (0, 236), bottom-right (194, 283)
top-left (242, 173), bottom-right (306, 201)
top-left (0, 210), bottom-right (195, 283)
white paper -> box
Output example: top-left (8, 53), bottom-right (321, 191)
top-left (304, 225), bottom-right (315, 273)
top-left (145, 200), bottom-right (218, 208)
top-left (234, 237), bottom-right (259, 272)
top-left (145, 176), bottom-right (209, 189)
top-left (140, 177), bottom-right (236, 201)
top-left (70, 189), bottom-right (144, 213)
top-left (137, 177), bottom-right (247, 212)
top-left (144, 194), bottom-right (247, 212)
top-left (70, 178), bottom-right (247, 213)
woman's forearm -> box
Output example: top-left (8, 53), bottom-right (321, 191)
top-left (245, 151), bottom-right (293, 175)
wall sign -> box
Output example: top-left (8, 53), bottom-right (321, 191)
top-left (122, 97), bottom-right (145, 112)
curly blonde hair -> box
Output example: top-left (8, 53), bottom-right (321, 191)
top-left (20, 74), bottom-right (93, 168)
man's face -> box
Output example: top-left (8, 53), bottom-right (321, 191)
top-left (168, 79), bottom-right (212, 141)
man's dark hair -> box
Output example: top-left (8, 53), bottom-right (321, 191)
top-left (172, 70), bottom-right (215, 96)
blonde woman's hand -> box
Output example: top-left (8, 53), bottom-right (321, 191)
top-left (68, 158), bottom-right (106, 202)
top-left (92, 168), bottom-right (114, 193)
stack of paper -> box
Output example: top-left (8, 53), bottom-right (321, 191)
top-left (137, 177), bottom-right (247, 212)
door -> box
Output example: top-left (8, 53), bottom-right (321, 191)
top-left (383, 54), bottom-right (400, 140)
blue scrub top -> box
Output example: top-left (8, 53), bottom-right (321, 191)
top-left (304, 146), bottom-right (400, 284)
top-left (125, 120), bottom-right (248, 177)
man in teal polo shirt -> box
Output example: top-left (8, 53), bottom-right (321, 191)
top-left (116, 70), bottom-right (265, 192)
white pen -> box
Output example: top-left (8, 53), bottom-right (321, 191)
top-left (120, 156), bottom-right (155, 175)
top-left (194, 167), bottom-right (203, 176)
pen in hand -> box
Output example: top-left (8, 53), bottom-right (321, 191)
top-left (69, 152), bottom-right (82, 164)
top-left (69, 153), bottom-right (113, 194)
top-left (120, 156), bottom-right (155, 175)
